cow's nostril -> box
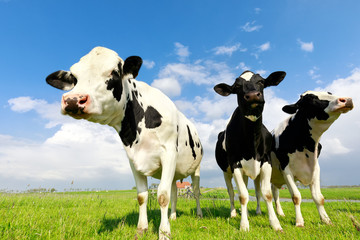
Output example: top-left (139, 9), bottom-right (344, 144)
top-left (339, 98), bottom-right (346, 103)
top-left (79, 96), bottom-right (88, 105)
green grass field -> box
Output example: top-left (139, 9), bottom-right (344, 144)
top-left (0, 188), bottom-right (359, 239)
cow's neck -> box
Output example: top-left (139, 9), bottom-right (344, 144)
top-left (115, 78), bottom-right (144, 147)
top-left (288, 112), bottom-right (339, 151)
top-left (229, 107), bottom-right (263, 146)
top-left (308, 114), bottom-right (340, 142)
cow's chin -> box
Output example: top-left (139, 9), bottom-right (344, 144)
top-left (332, 106), bottom-right (353, 114)
top-left (245, 103), bottom-right (264, 117)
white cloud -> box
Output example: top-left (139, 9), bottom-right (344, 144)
top-left (255, 69), bottom-right (267, 76)
top-left (298, 39), bottom-right (314, 52)
top-left (142, 59), bottom-right (155, 69)
top-left (241, 21), bottom-right (262, 32)
top-left (8, 96), bottom-right (68, 128)
top-left (254, 8), bottom-right (261, 14)
top-left (309, 66), bottom-right (321, 83)
top-left (9, 96), bottom-right (47, 113)
top-left (154, 60), bottom-right (235, 88)
top-left (212, 43), bottom-right (246, 56)
top-left (258, 42), bottom-right (271, 52)
top-left (2, 98), bottom-right (132, 190)
top-left (313, 68), bottom-right (360, 160)
top-left (151, 77), bottom-right (181, 97)
top-left (236, 62), bottom-right (251, 71)
top-left (174, 42), bottom-right (190, 61)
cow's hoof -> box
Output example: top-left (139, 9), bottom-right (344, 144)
top-left (240, 221), bottom-right (249, 231)
top-left (295, 222), bottom-right (304, 227)
top-left (230, 210), bottom-right (237, 218)
top-left (169, 212), bottom-right (176, 221)
top-left (322, 217), bottom-right (332, 225)
top-left (159, 231), bottom-right (171, 240)
top-left (135, 228), bottom-right (147, 239)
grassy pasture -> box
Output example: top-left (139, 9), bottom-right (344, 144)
top-left (0, 188), bottom-right (359, 239)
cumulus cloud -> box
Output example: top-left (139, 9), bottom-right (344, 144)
top-left (2, 98), bottom-right (132, 190)
top-left (8, 96), bottom-right (68, 128)
top-left (142, 59), bottom-right (155, 69)
top-left (151, 77), bottom-right (181, 97)
top-left (251, 42), bottom-right (271, 59)
top-left (309, 66), bottom-right (322, 84)
top-left (314, 68), bottom-right (360, 162)
top-left (241, 21), bottom-right (262, 32)
top-left (212, 43), bottom-right (246, 56)
top-left (174, 42), bottom-right (190, 61)
top-left (258, 42), bottom-right (271, 52)
top-left (298, 39), bottom-right (314, 52)
top-left (152, 60), bottom-right (236, 96)
top-left (236, 62), bottom-right (251, 71)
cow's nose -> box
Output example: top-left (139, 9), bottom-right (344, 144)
top-left (338, 97), bottom-right (354, 109)
top-left (244, 91), bottom-right (262, 102)
top-left (62, 94), bottom-right (89, 114)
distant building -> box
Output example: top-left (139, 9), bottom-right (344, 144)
top-left (176, 181), bottom-right (192, 195)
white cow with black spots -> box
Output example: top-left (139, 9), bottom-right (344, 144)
top-left (255, 91), bottom-right (353, 227)
top-left (46, 47), bottom-right (203, 240)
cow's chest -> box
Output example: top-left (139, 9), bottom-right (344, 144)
top-left (125, 131), bottom-right (163, 177)
top-left (238, 158), bottom-right (261, 180)
top-left (288, 150), bottom-right (316, 185)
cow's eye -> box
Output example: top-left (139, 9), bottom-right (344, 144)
top-left (257, 80), bottom-right (265, 86)
top-left (105, 80), bottom-right (109, 85)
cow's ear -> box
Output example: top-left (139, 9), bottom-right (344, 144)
top-left (214, 83), bottom-right (233, 96)
top-left (264, 71), bottom-right (286, 88)
top-left (282, 103), bottom-right (298, 114)
top-left (46, 70), bottom-right (77, 91)
top-left (123, 56), bottom-right (142, 78)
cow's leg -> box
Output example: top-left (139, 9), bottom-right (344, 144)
top-left (272, 184), bottom-right (285, 216)
top-left (254, 176), bottom-right (262, 215)
top-left (157, 153), bottom-right (176, 240)
top-left (191, 164), bottom-right (203, 218)
top-left (282, 166), bottom-right (304, 227)
top-left (169, 179), bottom-right (177, 220)
top-left (260, 162), bottom-right (282, 231)
top-left (233, 167), bottom-right (249, 231)
top-left (129, 161), bottom-right (148, 235)
top-left (310, 163), bottom-right (332, 225)
top-left (223, 171), bottom-right (236, 217)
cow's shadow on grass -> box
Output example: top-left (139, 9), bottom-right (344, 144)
top-left (98, 209), bottom-right (186, 235)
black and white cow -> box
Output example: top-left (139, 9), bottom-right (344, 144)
top-left (214, 70), bottom-right (286, 231)
top-left (46, 47), bottom-right (203, 239)
top-left (259, 91), bottom-right (353, 227)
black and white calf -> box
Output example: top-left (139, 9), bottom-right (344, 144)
top-left (214, 70), bottom-right (286, 231)
top-left (46, 47), bottom-right (203, 239)
top-left (264, 91), bottom-right (353, 227)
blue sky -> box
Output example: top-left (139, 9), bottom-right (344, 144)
top-left (1, 0), bottom-right (360, 191)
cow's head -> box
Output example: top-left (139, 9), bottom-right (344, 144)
top-left (282, 91), bottom-right (354, 121)
top-left (46, 47), bottom-right (142, 125)
top-left (214, 70), bottom-right (286, 121)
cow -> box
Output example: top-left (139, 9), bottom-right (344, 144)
top-left (45, 47), bottom-right (203, 240)
top-left (214, 70), bottom-right (286, 231)
top-left (255, 91), bottom-right (353, 227)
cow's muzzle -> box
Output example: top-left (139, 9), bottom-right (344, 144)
top-left (62, 94), bottom-right (90, 116)
top-left (336, 97), bottom-right (354, 113)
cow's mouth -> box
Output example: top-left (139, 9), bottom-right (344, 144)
top-left (62, 109), bottom-right (90, 119)
top-left (334, 106), bottom-right (353, 113)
